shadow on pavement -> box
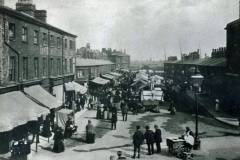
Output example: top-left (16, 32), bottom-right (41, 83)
top-left (73, 144), bottom-right (132, 153)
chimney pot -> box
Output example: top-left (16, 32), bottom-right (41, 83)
top-left (34, 10), bottom-right (47, 22)
top-left (0, 0), bottom-right (4, 6)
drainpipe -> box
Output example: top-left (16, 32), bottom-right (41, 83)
top-left (62, 35), bottom-right (65, 106)
top-left (3, 15), bottom-right (21, 88)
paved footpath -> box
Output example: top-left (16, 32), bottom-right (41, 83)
top-left (2, 108), bottom-right (240, 160)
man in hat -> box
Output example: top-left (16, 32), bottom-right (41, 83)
top-left (144, 126), bottom-right (155, 155)
top-left (132, 126), bottom-right (144, 159)
top-left (154, 125), bottom-right (162, 153)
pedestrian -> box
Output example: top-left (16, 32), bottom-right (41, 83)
top-left (41, 115), bottom-right (52, 138)
top-left (154, 125), bottom-right (162, 153)
top-left (86, 120), bottom-right (95, 143)
top-left (64, 117), bottom-right (74, 138)
top-left (169, 100), bottom-right (176, 115)
top-left (53, 127), bottom-right (65, 153)
top-left (121, 100), bottom-right (128, 121)
top-left (111, 107), bottom-right (118, 130)
top-left (88, 96), bottom-right (93, 110)
top-left (76, 97), bottom-right (81, 111)
top-left (49, 109), bottom-right (55, 130)
top-left (132, 126), bottom-right (144, 159)
top-left (144, 126), bottom-right (155, 155)
top-left (113, 91), bottom-right (121, 110)
top-left (80, 95), bottom-right (86, 110)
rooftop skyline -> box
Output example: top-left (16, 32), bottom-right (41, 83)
top-left (5, 0), bottom-right (239, 60)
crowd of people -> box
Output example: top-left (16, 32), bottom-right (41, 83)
top-left (132, 125), bottom-right (162, 159)
top-left (36, 70), bottom-right (195, 159)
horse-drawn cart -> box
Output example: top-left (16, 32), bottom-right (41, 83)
top-left (141, 88), bottom-right (163, 111)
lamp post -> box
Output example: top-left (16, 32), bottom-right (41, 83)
top-left (191, 73), bottom-right (204, 150)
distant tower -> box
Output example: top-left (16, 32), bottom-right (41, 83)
top-left (86, 43), bottom-right (91, 49)
top-left (0, 0), bottom-right (4, 6)
top-left (16, 0), bottom-right (36, 16)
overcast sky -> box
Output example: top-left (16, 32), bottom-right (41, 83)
top-left (5, 0), bottom-right (239, 60)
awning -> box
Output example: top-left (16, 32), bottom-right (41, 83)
top-left (101, 74), bottom-right (115, 80)
top-left (53, 85), bottom-right (64, 102)
top-left (56, 108), bottom-right (74, 128)
top-left (24, 85), bottom-right (62, 109)
top-left (109, 72), bottom-right (122, 77)
top-left (65, 81), bottom-right (87, 94)
top-left (91, 77), bottom-right (110, 85)
top-left (0, 91), bottom-right (49, 132)
top-left (72, 81), bottom-right (87, 94)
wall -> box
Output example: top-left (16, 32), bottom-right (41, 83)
top-left (0, 12), bottom-right (76, 88)
top-left (0, 14), bottom-right (9, 86)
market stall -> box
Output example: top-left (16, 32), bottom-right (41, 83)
top-left (0, 91), bottom-right (49, 154)
top-left (24, 85), bottom-right (62, 110)
top-left (56, 109), bottom-right (75, 129)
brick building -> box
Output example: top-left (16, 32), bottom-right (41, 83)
top-left (75, 58), bottom-right (115, 83)
top-left (226, 19), bottom-right (240, 73)
top-left (107, 49), bottom-right (130, 69)
top-left (0, 0), bottom-right (77, 93)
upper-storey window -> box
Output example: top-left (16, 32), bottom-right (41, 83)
top-left (69, 40), bottom-right (74, 50)
top-left (9, 23), bottom-right (16, 40)
top-left (50, 35), bottom-right (54, 47)
top-left (64, 39), bottom-right (68, 49)
top-left (70, 58), bottom-right (73, 73)
top-left (33, 30), bottom-right (39, 45)
top-left (34, 57), bottom-right (39, 77)
top-left (57, 37), bottom-right (61, 49)
top-left (22, 27), bottom-right (28, 42)
top-left (42, 57), bottom-right (47, 76)
top-left (42, 32), bottom-right (48, 46)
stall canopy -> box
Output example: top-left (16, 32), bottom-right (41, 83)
top-left (0, 91), bottom-right (49, 132)
top-left (56, 108), bottom-right (74, 128)
top-left (65, 81), bottom-right (87, 94)
top-left (101, 74), bottom-right (116, 80)
top-left (24, 85), bottom-right (62, 109)
top-left (109, 72), bottom-right (122, 77)
top-left (53, 85), bottom-right (64, 102)
top-left (141, 90), bottom-right (163, 101)
top-left (91, 77), bottom-right (110, 85)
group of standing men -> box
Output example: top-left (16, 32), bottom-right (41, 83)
top-left (132, 125), bottom-right (162, 158)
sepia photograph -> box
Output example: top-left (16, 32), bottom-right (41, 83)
top-left (0, 0), bottom-right (240, 160)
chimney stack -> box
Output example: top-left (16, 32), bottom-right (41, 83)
top-left (16, 0), bottom-right (36, 16)
top-left (34, 10), bottom-right (47, 22)
top-left (0, 0), bottom-right (4, 6)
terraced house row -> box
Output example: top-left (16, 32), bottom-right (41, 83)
top-left (0, 0), bottom-right (77, 94)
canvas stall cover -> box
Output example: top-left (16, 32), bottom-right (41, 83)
top-left (65, 82), bottom-right (87, 94)
top-left (56, 109), bottom-right (74, 128)
top-left (24, 85), bottom-right (62, 109)
top-left (0, 91), bottom-right (49, 132)
top-left (91, 77), bottom-right (110, 85)
top-left (53, 85), bottom-right (64, 102)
